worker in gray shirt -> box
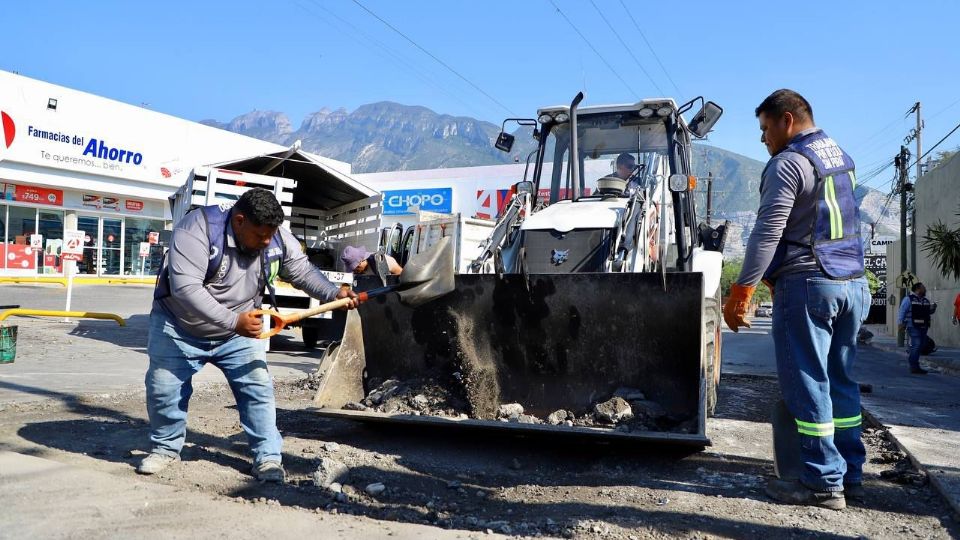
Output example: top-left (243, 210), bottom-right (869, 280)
top-left (723, 90), bottom-right (869, 510)
top-left (138, 188), bottom-right (358, 481)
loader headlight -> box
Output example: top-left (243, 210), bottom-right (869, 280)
top-left (657, 106), bottom-right (673, 117)
top-left (668, 173), bottom-right (696, 192)
top-left (538, 113), bottom-right (554, 124)
top-left (638, 108), bottom-right (654, 118)
top-left (554, 112), bottom-right (569, 123)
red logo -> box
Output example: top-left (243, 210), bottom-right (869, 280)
top-left (1, 111), bottom-right (14, 149)
top-left (125, 199), bottom-right (144, 212)
top-left (160, 167), bottom-right (171, 178)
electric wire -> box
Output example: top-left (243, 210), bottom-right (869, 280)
top-left (618, 0), bottom-right (682, 96)
top-left (587, 0), bottom-right (665, 96)
top-left (908, 118), bottom-right (960, 169)
top-left (350, 0), bottom-right (515, 116)
top-left (546, 0), bottom-right (640, 99)
top-left (296, 1), bottom-right (488, 119)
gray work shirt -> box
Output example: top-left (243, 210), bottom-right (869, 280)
top-left (154, 209), bottom-right (341, 339)
top-left (737, 127), bottom-right (824, 286)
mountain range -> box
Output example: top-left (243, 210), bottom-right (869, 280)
top-left (201, 102), bottom-right (899, 256)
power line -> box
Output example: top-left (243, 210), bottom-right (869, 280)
top-left (350, 0), bottom-right (515, 116)
top-left (546, 0), bottom-right (640, 99)
top-left (909, 118), bottom-right (960, 168)
top-left (618, 0), bottom-right (682, 96)
top-left (587, 0), bottom-right (665, 96)
top-left (296, 1), bottom-right (487, 118)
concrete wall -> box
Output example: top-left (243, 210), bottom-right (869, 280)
top-left (885, 154), bottom-right (960, 346)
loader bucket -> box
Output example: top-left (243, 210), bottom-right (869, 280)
top-left (313, 272), bottom-right (710, 446)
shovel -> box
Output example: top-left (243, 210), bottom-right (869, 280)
top-left (253, 237), bottom-right (455, 339)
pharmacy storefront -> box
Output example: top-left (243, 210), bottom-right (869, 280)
top-left (0, 70), bottom-right (290, 279)
top-left (1, 181), bottom-right (166, 277)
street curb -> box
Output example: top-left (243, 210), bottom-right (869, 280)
top-left (866, 342), bottom-right (960, 375)
top-left (861, 407), bottom-right (960, 518)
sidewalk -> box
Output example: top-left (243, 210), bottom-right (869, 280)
top-left (855, 325), bottom-right (960, 516)
top-left (862, 324), bottom-right (960, 375)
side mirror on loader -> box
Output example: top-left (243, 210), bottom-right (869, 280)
top-left (688, 101), bottom-right (723, 138)
top-left (495, 131), bottom-right (515, 153)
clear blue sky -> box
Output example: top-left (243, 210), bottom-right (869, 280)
top-left (3, 0), bottom-right (959, 190)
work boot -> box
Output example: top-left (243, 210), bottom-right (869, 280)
top-left (765, 478), bottom-right (846, 510)
top-left (136, 452), bottom-right (180, 475)
top-left (252, 460), bottom-right (285, 483)
top-left (844, 483), bottom-right (865, 503)
top-left (910, 367), bottom-right (929, 375)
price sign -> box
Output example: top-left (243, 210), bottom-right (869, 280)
top-left (139, 242), bottom-right (151, 258)
top-left (29, 234), bottom-right (43, 249)
top-left (63, 230), bottom-right (85, 262)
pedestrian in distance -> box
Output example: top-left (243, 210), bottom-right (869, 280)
top-left (723, 89), bottom-right (868, 510)
top-left (897, 282), bottom-right (937, 374)
top-left (139, 188), bottom-right (359, 481)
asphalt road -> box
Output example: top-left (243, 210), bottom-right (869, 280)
top-left (0, 284), bottom-right (958, 539)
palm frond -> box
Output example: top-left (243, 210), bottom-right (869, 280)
top-left (922, 216), bottom-right (960, 281)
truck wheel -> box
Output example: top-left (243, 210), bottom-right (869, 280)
top-left (303, 326), bottom-right (319, 349)
top-left (704, 289), bottom-right (722, 416)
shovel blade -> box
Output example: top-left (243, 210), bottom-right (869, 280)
top-left (396, 237), bottom-right (456, 307)
top-left (313, 309), bottom-right (367, 407)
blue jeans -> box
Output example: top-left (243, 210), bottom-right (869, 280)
top-left (772, 272), bottom-right (869, 492)
top-left (907, 326), bottom-right (927, 369)
top-left (145, 308), bottom-right (282, 465)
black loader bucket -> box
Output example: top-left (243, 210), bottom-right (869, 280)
top-left (313, 272), bottom-right (709, 446)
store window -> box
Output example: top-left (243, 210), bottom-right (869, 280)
top-left (38, 210), bottom-right (64, 275)
top-left (102, 218), bottom-right (122, 276)
top-left (124, 217), bottom-right (165, 276)
top-left (3, 205), bottom-right (38, 272)
top-left (78, 215), bottom-right (99, 275)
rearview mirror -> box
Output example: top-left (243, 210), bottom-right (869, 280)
top-left (688, 101), bottom-right (723, 138)
top-left (495, 131), bottom-right (515, 153)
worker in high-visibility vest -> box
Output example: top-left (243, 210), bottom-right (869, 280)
top-left (724, 89), bottom-right (868, 511)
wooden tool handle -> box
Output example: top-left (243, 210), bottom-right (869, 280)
top-left (292, 296), bottom-right (358, 321)
top-left (255, 294), bottom-right (366, 340)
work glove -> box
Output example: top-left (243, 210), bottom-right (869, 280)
top-left (723, 283), bottom-right (755, 333)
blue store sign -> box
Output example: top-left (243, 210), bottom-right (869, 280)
top-left (382, 187), bottom-right (452, 215)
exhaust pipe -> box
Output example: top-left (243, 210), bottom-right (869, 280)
top-left (569, 92), bottom-right (584, 200)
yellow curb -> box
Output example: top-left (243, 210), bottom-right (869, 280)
top-left (0, 276), bottom-right (157, 287)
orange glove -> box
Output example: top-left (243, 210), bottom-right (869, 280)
top-left (723, 283), bottom-right (755, 333)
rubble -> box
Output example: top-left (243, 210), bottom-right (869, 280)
top-left (630, 400), bottom-right (667, 421)
top-left (353, 377), bottom-right (469, 418)
top-left (365, 482), bottom-right (386, 495)
top-left (312, 457), bottom-right (350, 489)
top-left (546, 409), bottom-right (570, 425)
top-left (342, 376), bottom-right (694, 433)
top-left (497, 403), bottom-right (524, 418)
top-left (593, 397), bottom-right (634, 424)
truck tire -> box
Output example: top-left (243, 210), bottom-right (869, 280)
top-left (703, 289), bottom-right (722, 416)
top-left (303, 325), bottom-right (320, 349)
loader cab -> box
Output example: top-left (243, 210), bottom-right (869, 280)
top-left (533, 102), bottom-right (676, 205)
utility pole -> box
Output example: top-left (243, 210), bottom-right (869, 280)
top-left (906, 102), bottom-right (923, 274)
top-left (896, 146), bottom-right (911, 347)
top-left (705, 172), bottom-right (714, 226)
